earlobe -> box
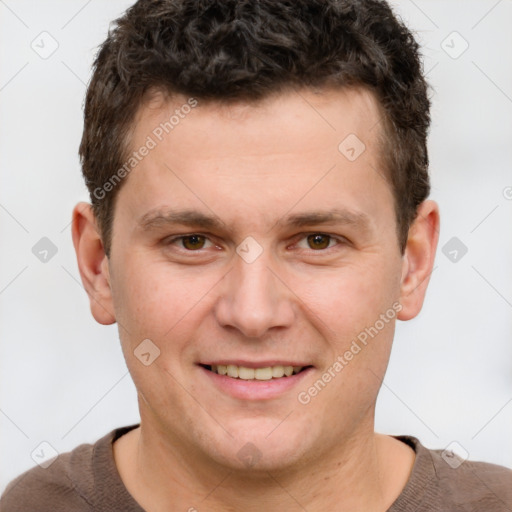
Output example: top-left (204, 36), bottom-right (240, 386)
top-left (71, 202), bottom-right (116, 325)
top-left (397, 200), bottom-right (440, 321)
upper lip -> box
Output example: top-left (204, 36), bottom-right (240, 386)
top-left (199, 360), bottom-right (312, 368)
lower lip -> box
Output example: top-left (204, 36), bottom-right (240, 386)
top-left (199, 366), bottom-right (313, 401)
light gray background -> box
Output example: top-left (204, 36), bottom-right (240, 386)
top-left (1, 0), bottom-right (511, 494)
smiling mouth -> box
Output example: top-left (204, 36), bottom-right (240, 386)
top-left (200, 364), bottom-right (312, 380)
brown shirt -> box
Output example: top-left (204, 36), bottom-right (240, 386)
top-left (2, 424), bottom-right (511, 511)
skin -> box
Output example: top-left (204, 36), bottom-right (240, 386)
top-left (72, 86), bottom-right (439, 511)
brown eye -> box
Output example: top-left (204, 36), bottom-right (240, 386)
top-left (306, 234), bottom-right (331, 250)
top-left (182, 235), bottom-right (206, 250)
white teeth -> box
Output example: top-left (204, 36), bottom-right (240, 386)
top-left (208, 364), bottom-right (305, 379)
top-left (238, 367), bottom-right (255, 380)
top-left (227, 365), bottom-right (238, 378)
top-left (255, 367), bottom-right (273, 380)
top-left (272, 365), bottom-right (284, 378)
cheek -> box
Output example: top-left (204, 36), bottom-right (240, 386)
top-left (296, 266), bottom-right (399, 427)
top-left (291, 258), bottom-right (401, 390)
top-left (295, 263), bottom-right (396, 332)
top-left (111, 257), bottom-right (223, 341)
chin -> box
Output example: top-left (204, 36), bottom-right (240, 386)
top-left (201, 421), bottom-right (313, 473)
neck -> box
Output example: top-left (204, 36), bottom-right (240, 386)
top-left (114, 414), bottom-right (414, 512)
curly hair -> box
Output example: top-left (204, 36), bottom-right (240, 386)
top-left (79, 0), bottom-right (431, 257)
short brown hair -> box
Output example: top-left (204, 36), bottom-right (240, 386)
top-left (79, 0), bottom-right (431, 257)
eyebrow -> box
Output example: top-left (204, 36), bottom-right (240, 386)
top-left (137, 207), bottom-right (372, 234)
top-left (138, 208), bottom-right (225, 232)
top-left (278, 209), bottom-right (372, 233)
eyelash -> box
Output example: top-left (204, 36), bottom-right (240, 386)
top-left (164, 232), bottom-right (348, 253)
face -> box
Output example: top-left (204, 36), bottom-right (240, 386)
top-left (75, 86), bottom-right (438, 472)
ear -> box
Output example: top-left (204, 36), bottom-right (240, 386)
top-left (71, 202), bottom-right (116, 325)
top-left (397, 200), bottom-right (440, 321)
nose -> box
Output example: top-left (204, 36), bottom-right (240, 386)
top-left (214, 253), bottom-right (295, 339)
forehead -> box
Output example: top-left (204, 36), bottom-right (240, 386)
top-left (131, 85), bottom-right (383, 161)
top-left (116, 86), bottom-right (393, 234)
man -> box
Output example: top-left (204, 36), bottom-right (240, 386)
top-left (2, 0), bottom-right (511, 510)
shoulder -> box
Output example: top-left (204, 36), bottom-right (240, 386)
top-left (428, 444), bottom-right (512, 510)
top-left (0, 425), bottom-right (139, 512)
top-left (0, 441), bottom-right (96, 512)
top-left (395, 435), bottom-right (512, 511)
